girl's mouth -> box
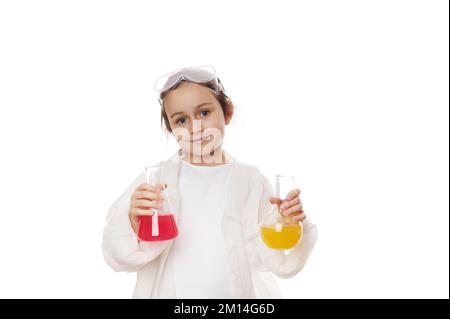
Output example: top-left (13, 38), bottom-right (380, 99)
top-left (190, 135), bottom-right (212, 144)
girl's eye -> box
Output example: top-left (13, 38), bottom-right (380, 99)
top-left (199, 110), bottom-right (210, 117)
top-left (176, 117), bottom-right (187, 125)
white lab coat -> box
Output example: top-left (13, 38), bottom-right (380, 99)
top-left (102, 150), bottom-right (318, 298)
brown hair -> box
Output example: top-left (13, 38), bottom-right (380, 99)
top-left (159, 79), bottom-right (233, 133)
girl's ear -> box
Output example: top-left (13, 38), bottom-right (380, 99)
top-left (224, 100), bottom-right (234, 125)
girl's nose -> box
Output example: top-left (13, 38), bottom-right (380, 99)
top-left (190, 119), bottom-right (204, 136)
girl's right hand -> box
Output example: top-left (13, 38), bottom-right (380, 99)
top-left (129, 182), bottom-right (166, 233)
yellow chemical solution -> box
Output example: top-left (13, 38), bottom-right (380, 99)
top-left (260, 223), bottom-right (303, 250)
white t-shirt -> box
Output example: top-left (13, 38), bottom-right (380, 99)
top-left (166, 159), bottom-right (234, 299)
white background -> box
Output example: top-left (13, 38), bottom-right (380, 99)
top-left (0, 0), bottom-right (448, 299)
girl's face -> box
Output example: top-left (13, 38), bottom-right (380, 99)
top-left (163, 82), bottom-right (232, 162)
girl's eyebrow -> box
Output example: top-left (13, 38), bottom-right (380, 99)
top-left (170, 102), bottom-right (212, 119)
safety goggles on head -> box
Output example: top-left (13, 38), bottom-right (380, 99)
top-left (153, 65), bottom-right (225, 105)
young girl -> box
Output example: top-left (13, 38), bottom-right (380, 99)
top-left (102, 65), bottom-right (318, 299)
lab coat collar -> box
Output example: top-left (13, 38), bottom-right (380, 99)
top-left (167, 148), bottom-right (235, 165)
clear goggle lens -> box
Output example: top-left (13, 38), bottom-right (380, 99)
top-left (153, 65), bottom-right (224, 101)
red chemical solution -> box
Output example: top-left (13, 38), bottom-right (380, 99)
top-left (138, 214), bottom-right (179, 241)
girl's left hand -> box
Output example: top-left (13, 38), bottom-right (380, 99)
top-left (269, 188), bottom-right (306, 222)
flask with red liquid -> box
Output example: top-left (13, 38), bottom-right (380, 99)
top-left (137, 165), bottom-right (179, 241)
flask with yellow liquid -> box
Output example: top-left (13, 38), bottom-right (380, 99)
top-left (260, 174), bottom-right (303, 250)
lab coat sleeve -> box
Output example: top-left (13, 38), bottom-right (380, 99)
top-left (101, 171), bottom-right (169, 273)
top-left (244, 172), bottom-right (318, 279)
